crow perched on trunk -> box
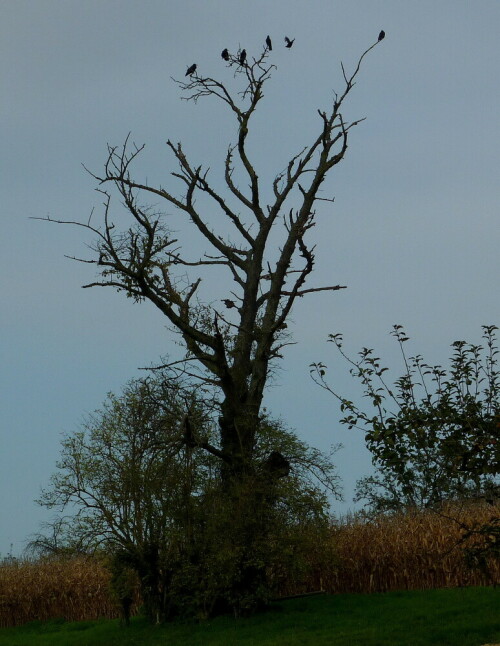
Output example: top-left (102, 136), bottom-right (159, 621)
top-left (284, 36), bottom-right (295, 48)
top-left (239, 49), bottom-right (247, 65)
top-left (221, 48), bottom-right (229, 61)
top-left (266, 35), bottom-right (272, 50)
top-left (185, 63), bottom-right (197, 76)
top-left (378, 30), bottom-right (385, 41)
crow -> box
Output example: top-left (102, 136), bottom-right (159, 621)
top-left (185, 63), bottom-right (197, 76)
top-left (239, 49), bottom-right (247, 65)
top-left (266, 35), bottom-right (272, 50)
top-left (222, 299), bottom-right (237, 309)
top-left (221, 48), bottom-right (230, 61)
top-left (378, 30), bottom-right (385, 41)
top-left (284, 36), bottom-right (295, 48)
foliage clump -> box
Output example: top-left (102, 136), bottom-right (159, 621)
top-left (313, 325), bottom-right (499, 512)
top-left (33, 376), bottom-right (341, 621)
top-left (312, 325), bottom-right (499, 578)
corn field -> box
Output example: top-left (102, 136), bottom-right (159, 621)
top-left (0, 503), bottom-right (498, 627)
top-left (318, 502), bottom-right (499, 595)
top-left (0, 556), bottom-right (140, 628)
top-left (266, 502), bottom-right (499, 598)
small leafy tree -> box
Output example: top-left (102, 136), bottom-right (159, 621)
top-left (34, 378), bottom-right (211, 621)
top-left (311, 325), bottom-right (500, 511)
top-left (311, 325), bottom-right (499, 578)
top-left (34, 376), bottom-right (341, 620)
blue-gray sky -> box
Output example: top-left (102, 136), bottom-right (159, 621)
top-left (2, 0), bottom-right (499, 556)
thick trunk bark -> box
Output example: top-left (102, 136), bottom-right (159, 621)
top-left (219, 400), bottom-right (259, 479)
top-left (215, 398), bottom-right (291, 616)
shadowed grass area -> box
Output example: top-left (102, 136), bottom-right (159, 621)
top-left (0, 587), bottom-right (498, 646)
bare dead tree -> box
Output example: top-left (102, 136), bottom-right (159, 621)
top-left (36, 36), bottom-right (384, 616)
top-left (36, 38), bottom-right (383, 486)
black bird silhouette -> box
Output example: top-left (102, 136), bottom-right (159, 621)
top-left (239, 49), bottom-right (247, 65)
top-left (266, 35), bottom-right (272, 50)
top-left (222, 299), bottom-right (237, 309)
top-left (284, 36), bottom-right (295, 48)
top-left (221, 48), bottom-right (229, 61)
top-left (378, 30), bottom-right (385, 41)
top-left (185, 63), bottom-right (197, 76)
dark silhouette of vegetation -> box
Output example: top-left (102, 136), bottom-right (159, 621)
top-left (311, 325), bottom-right (499, 573)
top-left (36, 35), bottom-right (383, 615)
top-left (32, 376), bottom-right (341, 621)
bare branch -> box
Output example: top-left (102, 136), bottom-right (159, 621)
top-left (281, 284), bottom-right (347, 297)
top-left (39, 37), bottom-right (383, 489)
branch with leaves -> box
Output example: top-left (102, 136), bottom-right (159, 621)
top-left (311, 325), bottom-right (500, 510)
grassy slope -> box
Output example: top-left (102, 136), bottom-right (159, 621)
top-left (0, 587), bottom-right (498, 646)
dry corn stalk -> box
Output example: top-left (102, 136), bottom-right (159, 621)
top-left (321, 502), bottom-right (499, 594)
top-left (0, 556), bottom-right (140, 628)
top-left (1, 502), bottom-right (498, 626)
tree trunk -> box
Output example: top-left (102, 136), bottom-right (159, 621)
top-left (215, 398), bottom-right (291, 616)
top-left (218, 388), bottom-right (260, 469)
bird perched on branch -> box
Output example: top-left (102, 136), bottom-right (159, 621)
top-left (239, 49), bottom-right (247, 65)
top-left (185, 63), bottom-right (197, 76)
top-left (221, 48), bottom-right (229, 61)
top-left (222, 299), bottom-right (237, 309)
top-left (284, 36), bottom-right (295, 48)
top-left (378, 30), bottom-right (385, 41)
top-left (266, 35), bottom-right (272, 50)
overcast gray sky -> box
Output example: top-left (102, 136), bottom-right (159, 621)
top-left (2, 0), bottom-right (499, 557)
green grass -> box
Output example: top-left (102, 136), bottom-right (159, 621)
top-left (0, 587), bottom-right (498, 646)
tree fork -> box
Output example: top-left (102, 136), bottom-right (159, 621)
top-left (36, 34), bottom-right (384, 615)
